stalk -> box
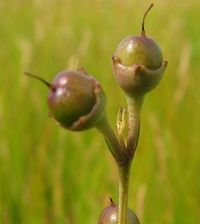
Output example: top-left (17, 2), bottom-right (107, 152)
top-left (95, 112), bottom-right (125, 163)
top-left (126, 95), bottom-right (145, 155)
top-left (117, 159), bottom-right (132, 224)
top-left (116, 95), bottom-right (144, 224)
top-left (96, 99), bottom-right (143, 224)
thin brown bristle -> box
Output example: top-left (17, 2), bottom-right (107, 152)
top-left (24, 72), bottom-right (51, 88)
top-left (109, 196), bottom-right (114, 205)
top-left (142, 3), bottom-right (154, 35)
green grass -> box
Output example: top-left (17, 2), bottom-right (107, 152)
top-left (0, 0), bottom-right (200, 223)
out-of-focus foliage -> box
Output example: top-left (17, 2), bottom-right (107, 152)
top-left (0, 0), bottom-right (200, 223)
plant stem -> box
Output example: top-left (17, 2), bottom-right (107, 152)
top-left (95, 112), bottom-right (125, 163)
top-left (97, 98), bottom-right (143, 223)
top-left (117, 159), bottom-right (132, 224)
top-left (116, 95), bottom-right (144, 224)
top-left (126, 95), bottom-right (145, 155)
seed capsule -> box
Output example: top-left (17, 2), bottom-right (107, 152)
top-left (99, 200), bottom-right (140, 224)
top-left (115, 34), bottom-right (163, 69)
top-left (25, 68), bottom-right (106, 131)
top-left (112, 4), bottom-right (167, 97)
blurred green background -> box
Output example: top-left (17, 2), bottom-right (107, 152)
top-left (0, 0), bottom-right (200, 223)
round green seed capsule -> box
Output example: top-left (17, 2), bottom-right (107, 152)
top-left (112, 3), bottom-right (167, 97)
top-left (115, 35), bottom-right (163, 69)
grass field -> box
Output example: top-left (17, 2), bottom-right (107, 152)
top-left (0, 0), bottom-right (200, 223)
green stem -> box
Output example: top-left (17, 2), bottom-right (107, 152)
top-left (96, 100), bottom-right (143, 224)
top-left (117, 159), bottom-right (132, 224)
top-left (95, 112), bottom-right (125, 163)
top-left (126, 95), bottom-right (145, 155)
top-left (115, 95), bottom-right (144, 224)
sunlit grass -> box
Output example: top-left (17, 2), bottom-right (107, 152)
top-left (0, 0), bottom-right (200, 223)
